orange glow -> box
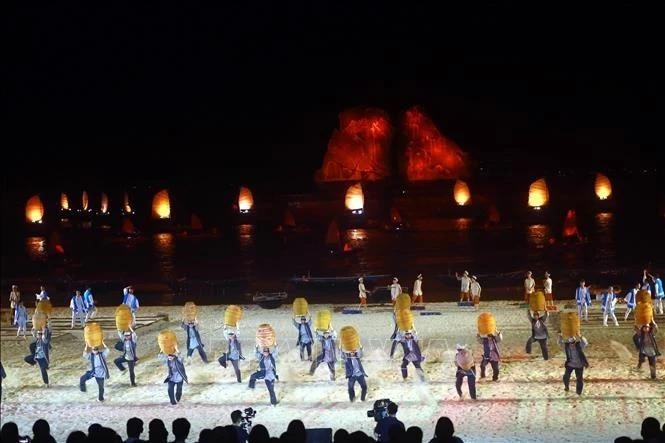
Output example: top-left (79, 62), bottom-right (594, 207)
top-left (100, 193), bottom-right (109, 214)
top-left (82, 191), bottom-right (89, 211)
top-left (315, 108), bottom-right (393, 182)
top-left (528, 178), bottom-right (549, 208)
top-left (562, 209), bottom-right (581, 239)
top-left (26, 195), bottom-right (45, 223)
top-left (60, 193), bottom-right (70, 210)
top-left (238, 186), bottom-right (254, 213)
top-left (594, 173), bottom-right (612, 200)
top-left (401, 106), bottom-right (469, 181)
top-left (453, 180), bottom-right (471, 206)
top-left (151, 189), bottom-right (171, 219)
top-left (123, 192), bottom-right (132, 213)
top-left (121, 217), bottom-right (136, 234)
top-left (390, 206), bottom-right (402, 224)
top-left (344, 183), bottom-right (364, 212)
top-left (325, 219), bottom-right (341, 246)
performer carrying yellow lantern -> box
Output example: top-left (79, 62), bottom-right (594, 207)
top-left (224, 305), bottom-right (243, 328)
top-left (340, 326), bottom-right (361, 353)
top-left (529, 291), bottom-right (546, 312)
top-left (182, 302), bottom-right (198, 322)
top-left (84, 322), bottom-right (104, 349)
top-left (477, 312), bottom-right (496, 336)
top-left (158, 330), bottom-right (178, 355)
top-left (560, 311), bottom-right (581, 338)
top-left (256, 323), bottom-right (276, 348)
top-left (634, 303), bottom-right (654, 327)
top-left (292, 297), bottom-right (309, 317)
top-left (394, 293), bottom-right (411, 312)
top-left (315, 309), bottom-right (332, 332)
top-left (115, 304), bottom-right (133, 331)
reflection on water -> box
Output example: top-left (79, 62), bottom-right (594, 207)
top-left (26, 236), bottom-right (47, 262)
top-left (152, 233), bottom-right (175, 280)
top-left (526, 224), bottom-right (552, 249)
top-left (346, 228), bottom-right (367, 242)
top-left (236, 224), bottom-right (256, 269)
top-left (593, 212), bottom-right (616, 266)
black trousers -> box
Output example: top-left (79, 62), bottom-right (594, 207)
top-left (114, 357), bottom-right (136, 385)
top-left (26, 357), bottom-right (49, 385)
top-left (218, 354), bottom-right (242, 382)
top-left (347, 375), bottom-right (367, 401)
top-left (310, 354), bottom-right (335, 378)
top-left (248, 372), bottom-right (277, 405)
top-left (389, 326), bottom-right (398, 357)
top-left (455, 367), bottom-right (476, 399)
top-left (638, 353), bottom-right (656, 367)
top-left (563, 366), bottom-right (584, 394)
top-left (80, 373), bottom-right (105, 401)
top-left (480, 359), bottom-right (499, 380)
top-left (525, 337), bottom-right (549, 360)
top-left (400, 359), bottom-right (423, 379)
top-left (299, 343), bottom-right (312, 360)
top-left (168, 381), bottom-right (183, 405)
top-left (187, 346), bottom-right (208, 363)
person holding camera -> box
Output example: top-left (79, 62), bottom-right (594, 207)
top-left (398, 330), bottom-right (425, 381)
top-left (373, 402), bottom-right (404, 442)
top-left (343, 349), bottom-right (367, 402)
top-left (218, 329), bottom-right (244, 383)
top-left (231, 410), bottom-right (251, 443)
top-left (294, 315), bottom-right (313, 361)
top-left (310, 329), bottom-right (337, 381)
top-left (248, 346), bottom-right (279, 406)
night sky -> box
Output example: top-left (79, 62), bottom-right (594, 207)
top-left (5, 3), bottom-right (661, 190)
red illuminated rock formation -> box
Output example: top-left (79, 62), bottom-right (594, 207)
top-left (562, 209), bottom-right (582, 240)
top-left (316, 108), bottom-right (393, 182)
top-left (401, 106), bottom-right (469, 181)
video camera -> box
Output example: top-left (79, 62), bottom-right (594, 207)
top-left (366, 398), bottom-right (391, 422)
top-left (239, 407), bottom-right (256, 431)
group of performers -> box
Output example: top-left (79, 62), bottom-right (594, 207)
top-left (2, 272), bottom-right (662, 406)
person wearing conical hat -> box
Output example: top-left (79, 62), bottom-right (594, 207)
top-left (248, 345), bottom-right (279, 406)
top-left (398, 330), bottom-right (425, 381)
top-left (342, 349), bottom-right (368, 402)
top-left (358, 277), bottom-right (369, 307)
top-left (556, 333), bottom-right (589, 395)
top-left (524, 271), bottom-right (535, 304)
top-left (455, 271), bottom-right (471, 302)
top-left (309, 329), bottom-right (337, 381)
top-left (80, 344), bottom-right (110, 402)
top-left (634, 321), bottom-right (660, 380)
top-left (389, 278), bottom-right (402, 305)
top-left (543, 272), bottom-right (554, 310)
top-left (412, 274), bottom-right (424, 304)
top-left (454, 344), bottom-right (476, 400)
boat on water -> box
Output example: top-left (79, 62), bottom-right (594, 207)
top-left (252, 291), bottom-right (288, 309)
top-left (289, 273), bottom-right (391, 287)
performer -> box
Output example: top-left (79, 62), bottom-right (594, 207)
top-left (412, 274), bottom-right (423, 304)
top-left (477, 330), bottom-right (502, 381)
top-left (648, 272), bottom-right (664, 315)
top-left (557, 334), bottom-right (589, 395)
top-left (218, 328), bottom-right (244, 383)
top-left (181, 319), bottom-right (209, 364)
top-left (454, 344), bottom-right (476, 400)
top-left (601, 286), bottom-right (620, 326)
top-left (309, 329), bottom-right (337, 381)
top-left (398, 330), bottom-right (425, 381)
top-left (470, 275), bottom-right (482, 306)
top-left (525, 310), bottom-right (549, 360)
top-left (293, 314), bottom-right (313, 361)
top-left (543, 271), bottom-right (554, 310)
top-left (455, 271), bottom-right (471, 302)
top-left (389, 278), bottom-right (402, 305)
top-left (9, 284), bottom-right (20, 325)
top-left (14, 300), bottom-right (28, 338)
top-left (159, 349), bottom-right (188, 405)
top-left (342, 349), bottom-right (367, 402)
top-left (24, 327), bottom-right (50, 388)
top-left (524, 271), bottom-right (535, 303)
top-left (114, 329), bottom-right (138, 386)
top-left (624, 282), bottom-right (639, 321)
top-left (0, 361), bottom-right (5, 398)
top-left (358, 277), bottom-right (369, 307)
top-left (389, 311), bottom-right (399, 358)
top-left (36, 285), bottom-right (49, 302)
top-left (634, 321), bottom-right (660, 380)
top-left (122, 286), bottom-right (140, 326)
top-left (70, 290), bottom-right (87, 329)
top-left (575, 280), bottom-right (591, 321)
top-left (83, 286), bottom-right (97, 321)
top-left (79, 345), bottom-right (110, 402)
top-left (248, 346), bottom-right (279, 406)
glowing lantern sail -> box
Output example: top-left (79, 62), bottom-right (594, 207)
top-left (60, 193), bottom-right (70, 210)
top-left (25, 195), bottom-right (44, 223)
top-left (594, 173), bottom-right (612, 200)
top-left (151, 189), bottom-right (171, 219)
top-left (453, 180), bottom-right (471, 206)
top-left (528, 178), bottom-right (549, 208)
top-left (82, 191), bottom-right (89, 211)
top-left (123, 192), bottom-right (132, 213)
top-left (345, 183), bottom-right (364, 213)
top-left (238, 186), bottom-right (254, 213)
top-left (100, 193), bottom-right (109, 214)
top-left (401, 106), bottom-right (469, 181)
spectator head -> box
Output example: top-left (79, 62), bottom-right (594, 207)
top-left (66, 431), bottom-right (88, 443)
top-left (286, 420), bottom-right (306, 443)
top-left (406, 426), bottom-right (423, 443)
top-left (613, 438), bottom-right (632, 443)
top-left (231, 410), bottom-right (243, 425)
top-left (197, 429), bottom-right (213, 443)
top-left (333, 428), bottom-right (349, 443)
top-left (434, 417), bottom-right (455, 439)
top-left (387, 402), bottom-right (398, 416)
top-left (248, 424), bottom-right (270, 443)
top-left (1, 422), bottom-right (19, 443)
top-left (172, 418), bottom-right (190, 441)
top-left (88, 423), bottom-right (102, 438)
top-left (641, 417), bottom-right (661, 440)
top-left (33, 419), bottom-right (52, 439)
top-left (148, 418), bottom-right (168, 443)
top-left (127, 418), bottom-right (144, 439)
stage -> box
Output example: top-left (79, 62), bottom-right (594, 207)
top-left (1, 302), bottom-right (663, 442)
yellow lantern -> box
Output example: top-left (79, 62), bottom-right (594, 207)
top-left (32, 311), bottom-right (48, 330)
top-left (394, 293), bottom-right (411, 312)
top-left (238, 186), bottom-right (254, 213)
top-left (340, 326), bottom-right (360, 352)
top-left (453, 180), bottom-right (471, 206)
top-left (594, 173), bottom-right (612, 200)
top-left (395, 308), bottom-right (414, 332)
top-left (25, 195), bottom-right (45, 223)
top-left (182, 302), bottom-right (197, 322)
top-left (528, 178), bottom-right (549, 208)
top-left (152, 189), bottom-right (171, 219)
top-left (292, 298), bottom-right (309, 317)
top-left (529, 291), bottom-right (546, 312)
top-left (560, 311), bottom-right (580, 338)
top-left (636, 290), bottom-right (651, 305)
top-left (84, 322), bottom-right (104, 348)
top-left (345, 183), bottom-right (364, 212)
top-left (36, 299), bottom-right (53, 316)
top-left (158, 330), bottom-right (178, 354)
top-left (477, 312), bottom-right (496, 336)
top-left (634, 303), bottom-right (654, 326)
top-left (224, 305), bottom-right (243, 328)
top-left (256, 323), bottom-right (276, 348)
top-left (115, 304), bottom-right (132, 331)
top-left (315, 310), bottom-right (332, 331)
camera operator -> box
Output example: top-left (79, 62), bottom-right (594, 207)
top-left (231, 410), bottom-right (250, 443)
top-left (373, 402), bottom-right (404, 442)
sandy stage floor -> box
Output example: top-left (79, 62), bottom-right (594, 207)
top-left (1, 302), bottom-right (664, 442)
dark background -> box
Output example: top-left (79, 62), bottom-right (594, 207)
top-left (4, 3), bottom-right (662, 191)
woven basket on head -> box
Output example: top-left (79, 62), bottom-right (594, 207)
top-left (340, 326), bottom-right (360, 352)
top-left (529, 291), bottom-right (546, 312)
top-left (292, 298), bottom-right (309, 317)
top-left (182, 302), bottom-right (198, 322)
top-left (560, 311), bottom-right (581, 338)
top-left (32, 311), bottom-right (48, 330)
top-left (256, 323), bottom-right (276, 348)
top-left (636, 290), bottom-right (651, 305)
top-left (36, 299), bottom-right (53, 316)
top-left (115, 304), bottom-right (132, 331)
top-left (224, 305), bottom-right (243, 328)
top-left (158, 330), bottom-right (178, 354)
top-left (634, 303), bottom-right (654, 326)
top-left (477, 312), bottom-right (496, 336)
top-left (395, 308), bottom-right (414, 332)
top-left (84, 322), bottom-right (103, 348)
top-left (315, 309), bottom-right (332, 331)
top-left (394, 293), bottom-right (411, 311)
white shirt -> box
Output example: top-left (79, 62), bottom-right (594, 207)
top-left (412, 279), bottom-right (422, 296)
top-left (358, 282), bottom-right (367, 298)
top-left (543, 278), bottom-right (552, 294)
top-left (524, 277), bottom-right (535, 294)
top-left (390, 283), bottom-right (402, 300)
top-left (459, 276), bottom-right (471, 292)
top-left (470, 280), bottom-right (481, 297)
